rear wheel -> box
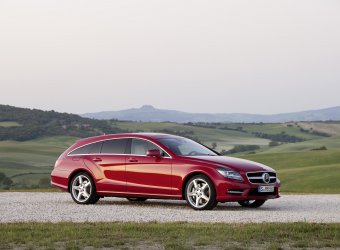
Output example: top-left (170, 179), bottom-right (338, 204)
top-left (185, 175), bottom-right (217, 210)
top-left (238, 200), bottom-right (266, 208)
top-left (70, 172), bottom-right (99, 204)
top-left (127, 197), bottom-right (148, 202)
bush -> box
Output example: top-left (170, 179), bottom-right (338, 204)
top-left (220, 145), bottom-right (260, 155)
top-left (252, 132), bottom-right (305, 143)
top-left (0, 172), bottom-right (13, 189)
top-left (311, 146), bottom-right (327, 151)
top-left (269, 141), bottom-right (279, 147)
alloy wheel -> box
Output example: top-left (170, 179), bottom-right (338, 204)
top-left (186, 178), bottom-right (211, 209)
top-left (71, 175), bottom-right (92, 203)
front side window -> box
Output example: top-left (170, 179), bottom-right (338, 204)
top-left (101, 139), bottom-right (128, 154)
top-left (131, 139), bottom-right (169, 157)
top-left (157, 138), bottom-right (217, 156)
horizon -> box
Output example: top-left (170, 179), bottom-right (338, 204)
top-left (2, 103), bottom-right (340, 117)
top-left (82, 104), bottom-right (340, 116)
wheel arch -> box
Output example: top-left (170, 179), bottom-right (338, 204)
top-left (181, 170), bottom-right (216, 199)
top-left (68, 168), bottom-right (96, 193)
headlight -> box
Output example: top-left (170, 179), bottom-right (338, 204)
top-left (216, 168), bottom-right (244, 181)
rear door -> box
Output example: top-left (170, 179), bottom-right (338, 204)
top-left (126, 138), bottom-right (172, 196)
top-left (83, 138), bottom-right (128, 194)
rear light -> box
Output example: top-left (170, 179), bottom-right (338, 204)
top-left (54, 159), bottom-right (60, 169)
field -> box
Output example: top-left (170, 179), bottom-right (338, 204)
top-left (113, 121), bottom-right (272, 151)
top-left (0, 222), bottom-right (339, 249)
top-left (0, 121), bottom-right (340, 193)
top-left (241, 149), bottom-right (340, 193)
top-left (0, 137), bottom-right (76, 189)
top-left (0, 121), bottom-right (21, 127)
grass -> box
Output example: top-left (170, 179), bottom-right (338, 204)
top-left (0, 188), bottom-right (59, 192)
top-left (0, 222), bottom-right (339, 249)
top-left (0, 121), bottom-right (21, 127)
top-left (297, 121), bottom-right (340, 136)
top-left (221, 122), bottom-right (323, 140)
top-left (277, 164), bottom-right (340, 193)
top-left (240, 148), bottom-right (340, 169)
top-left (262, 135), bottom-right (340, 153)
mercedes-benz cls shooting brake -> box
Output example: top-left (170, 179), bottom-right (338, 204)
top-left (51, 133), bottom-right (280, 210)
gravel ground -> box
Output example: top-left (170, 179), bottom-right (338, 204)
top-left (0, 192), bottom-right (339, 223)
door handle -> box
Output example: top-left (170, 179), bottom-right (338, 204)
top-left (92, 157), bottom-right (102, 162)
top-left (128, 157), bottom-right (138, 163)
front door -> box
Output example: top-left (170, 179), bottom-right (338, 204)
top-left (126, 138), bottom-right (172, 196)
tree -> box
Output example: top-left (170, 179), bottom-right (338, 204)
top-left (0, 172), bottom-right (13, 189)
top-left (211, 142), bottom-right (217, 149)
top-left (220, 145), bottom-right (260, 155)
top-left (269, 141), bottom-right (279, 147)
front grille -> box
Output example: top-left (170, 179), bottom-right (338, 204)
top-left (246, 172), bottom-right (276, 184)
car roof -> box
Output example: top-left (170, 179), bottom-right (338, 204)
top-left (75, 132), bottom-right (180, 145)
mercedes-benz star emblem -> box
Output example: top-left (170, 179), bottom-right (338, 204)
top-left (262, 173), bottom-right (270, 184)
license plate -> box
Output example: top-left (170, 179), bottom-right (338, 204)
top-left (258, 186), bottom-right (274, 193)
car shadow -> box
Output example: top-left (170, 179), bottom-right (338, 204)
top-left (96, 199), bottom-right (188, 208)
top-left (88, 198), bottom-right (280, 211)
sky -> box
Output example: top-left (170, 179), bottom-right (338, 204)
top-left (0, 0), bottom-right (339, 115)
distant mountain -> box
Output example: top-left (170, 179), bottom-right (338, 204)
top-left (81, 105), bottom-right (340, 123)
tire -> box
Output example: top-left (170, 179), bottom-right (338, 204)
top-left (185, 174), bottom-right (217, 210)
top-left (70, 172), bottom-right (100, 204)
top-left (126, 197), bottom-right (148, 202)
top-left (238, 200), bottom-right (266, 208)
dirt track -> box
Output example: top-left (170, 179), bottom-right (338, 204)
top-left (1, 192), bottom-right (339, 223)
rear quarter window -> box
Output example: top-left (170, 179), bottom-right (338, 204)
top-left (69, 141), bottom-right (103, 155)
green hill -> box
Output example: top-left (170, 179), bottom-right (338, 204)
top-left (240, 149), bottom-right (340, 193)
top-left (0, 104), bottom-right (126, 141)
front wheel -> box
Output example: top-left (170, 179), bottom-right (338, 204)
top-left (70, 172), bottom-right (100, 204)
top-left (238, 200), bottom-right (266, 208)
top-left (185, 175), bottom-right (217, 210)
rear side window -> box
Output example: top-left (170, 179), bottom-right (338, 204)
top-left (101, 139), bottom-right (128, 154)
top-left (69, 141), bottom-right (103, 155)
top-left (89, 142), bottom-right (102, 154)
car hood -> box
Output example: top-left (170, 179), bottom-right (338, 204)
top-left (184, 155), bottom-right (275, 172)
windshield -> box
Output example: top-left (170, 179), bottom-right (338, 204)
top-left (157, 138), bottom-right (217, 156)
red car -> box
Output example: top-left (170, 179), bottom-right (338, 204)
top-left (51, 133), bottom-right (280, 210)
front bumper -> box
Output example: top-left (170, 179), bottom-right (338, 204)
top-left (215, 179), bottom-right (280, 202)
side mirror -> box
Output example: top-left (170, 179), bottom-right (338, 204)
top-left (146, 149), bottom-right (161, 158)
